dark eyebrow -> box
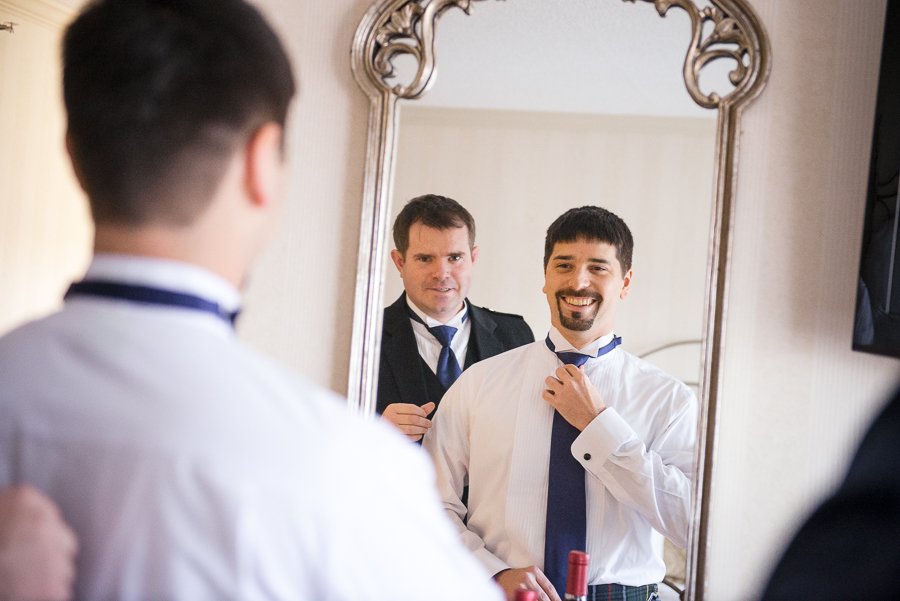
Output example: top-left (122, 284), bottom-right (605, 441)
top-left (411, 253), bottom-right (434, 259)
top-left (551, 255), bottom-right (610, 264)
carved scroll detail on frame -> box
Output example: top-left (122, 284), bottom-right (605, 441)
top-left (349, 2), bottom-right (771, 600)
top-left (631, 0), bottom-right (756, 108)
top-left (366, 0), bottom-right (491, 99)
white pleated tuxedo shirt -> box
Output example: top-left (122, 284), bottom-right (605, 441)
top-left (0, 255), bottom-right (502, 601)
top-left (423, 326), bottom-right (698, 587)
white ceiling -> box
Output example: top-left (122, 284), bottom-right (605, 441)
top-left (389, 0), bottom-right (732, 117)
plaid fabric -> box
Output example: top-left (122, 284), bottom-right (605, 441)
top-left (586, 583), bottom-right (659, 601)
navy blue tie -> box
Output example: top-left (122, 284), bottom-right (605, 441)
top-left (407, 307), bottom-right (465, 390)
top-left (543, 335), bottom-right (621, 596)
top-left (65, 281), bottom-right (240, 327)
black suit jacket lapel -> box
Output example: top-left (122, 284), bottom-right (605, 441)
top-left (382, 294), bottom-right (430, 407)
top-left (464, 301), bottom-right (503, 369)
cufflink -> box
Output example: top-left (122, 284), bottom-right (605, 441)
top-left (583, 453), bottom-right (591, 461)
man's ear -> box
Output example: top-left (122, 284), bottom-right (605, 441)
top-left (244, 122), bottom-right (283, 208)
top-left (470, 245), bottom-right (480, 264)
top-left (619, 269), bottom-right (633, 300)
top-left (390, 249), bottom-right (405, 273)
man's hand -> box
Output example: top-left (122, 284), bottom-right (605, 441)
top-left (494, 567), bottom-right (560, 601)
top-left (381, 402), bottom-right (436, 441)
top-left (542, 364), bottom-right (606, 431)
top-left (0, 484), bottom-right (78, 601)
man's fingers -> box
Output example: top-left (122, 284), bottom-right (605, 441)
top-left (556, 364), bottom-right (582, 380)
top-left (388, 403), bottom-right (427, 416)
top-left (396, 414), bottom-right (432, 428)
top-left (541, 389), bottom-right (558, 407)
top-left (535, 569), bottom-right (561, 601)
top-left (381, 403), bottom-right (435, 435)
top-left (397, 423), bottom-right (430, 436)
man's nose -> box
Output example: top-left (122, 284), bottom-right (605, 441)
top-left (570, 266), bottom-right (590, 289)
top-left (432, 259), bottom-right (451, 279)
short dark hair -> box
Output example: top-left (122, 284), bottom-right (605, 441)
top-left (392, 195), bottom-right (476, 257)
top-left (63, 0), bottom-right (296, 226)
top-left (543, 206), bottom-right (634, 273)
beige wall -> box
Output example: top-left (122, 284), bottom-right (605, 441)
top-left (0, 0), bottom-right (92, 336)
top-left (706, 1), bottom-right (900, 598)
top-left (236, 0), bottom-right (372, 393)
top-left (3, 0), bottom-right (899, 599)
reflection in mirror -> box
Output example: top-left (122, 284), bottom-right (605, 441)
top-left (349, 1), bottom-right (770, 599)
top-left (384, 0), bottom-right (724, 406)
top-left (381, 5), bottom-right (718, 597)
top-left (389, 107), bottom-right (715, 381)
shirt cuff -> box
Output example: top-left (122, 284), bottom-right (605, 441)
top-left (473, 547), bottom-right (511, 578)
top-left (571, 408), bottom-right (635, 467)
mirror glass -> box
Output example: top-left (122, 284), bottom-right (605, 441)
top-left (382, 0), bottom-right (732, 391)
top-left (351, 0), bottom-right (770, 595)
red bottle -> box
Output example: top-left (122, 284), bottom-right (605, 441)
top-left (565, 550), bottom-right (589, 601)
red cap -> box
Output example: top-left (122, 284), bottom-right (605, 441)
top-left (513, 590), bottom-right (538, 601)
top-left (566, 550), bottom-right (589, 596)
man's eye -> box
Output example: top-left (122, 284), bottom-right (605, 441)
top-left (449, 255), bottom-right (462, 262)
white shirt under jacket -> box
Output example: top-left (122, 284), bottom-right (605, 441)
top-left (423, 326), bottom-right (698, 587)
top-left (0, 255), bottom-right (502, 601)
top-left (407, 297), bottom-right (471, 373)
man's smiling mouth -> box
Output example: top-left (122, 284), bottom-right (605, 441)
top-left (562, 296), bottom-right (596, 307)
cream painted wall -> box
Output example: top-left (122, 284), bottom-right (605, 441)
top-left (0, 0), bottom-right (92, 336)
top-left (706, 1), bottom-right (900, 598)
top-left (236, 0), bottom-right (372, 393)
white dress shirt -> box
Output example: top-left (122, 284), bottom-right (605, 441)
top-left (423, 326), bottom-right (697, 587)
top-left (406, 297), bottom-right (471, 373)
top-left (0, 255), bottom-right (502, 601)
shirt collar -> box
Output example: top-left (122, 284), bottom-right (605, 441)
top-left (547, 325), bottom-right (615, 356)
top-left (405, 296), bottom-right (468, 329)
top-left (83, 254), bottom-right (242, 314)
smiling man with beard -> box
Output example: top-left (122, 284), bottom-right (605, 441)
top-left (424, 206), bottom-right (698, 601)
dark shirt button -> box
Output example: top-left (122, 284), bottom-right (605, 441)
top-left (583, 453), bottom-right (591, 461)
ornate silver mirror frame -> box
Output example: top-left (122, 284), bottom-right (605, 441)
top-left (348, 1), bottom-right (771, 598)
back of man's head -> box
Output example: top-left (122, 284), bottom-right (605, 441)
top-left (543, 206), bottom-right (634, 273)
top-left (63, 0), bottom-right (295, 227)
top-left (392, 194), bottom-right (476, 257)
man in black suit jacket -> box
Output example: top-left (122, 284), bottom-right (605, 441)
top-left (377, 195), bottom-right (533, 441)
top-left (760, 385), bottom-right (900, 600)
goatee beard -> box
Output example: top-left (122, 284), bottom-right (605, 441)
top-left (555, 288), bottom-right (601, 332)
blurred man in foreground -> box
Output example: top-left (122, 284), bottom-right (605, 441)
top-left (0, 1), bottom-right (501, 599)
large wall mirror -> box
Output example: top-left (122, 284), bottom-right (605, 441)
top-left (348, 1), bottom-right (770, 599)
